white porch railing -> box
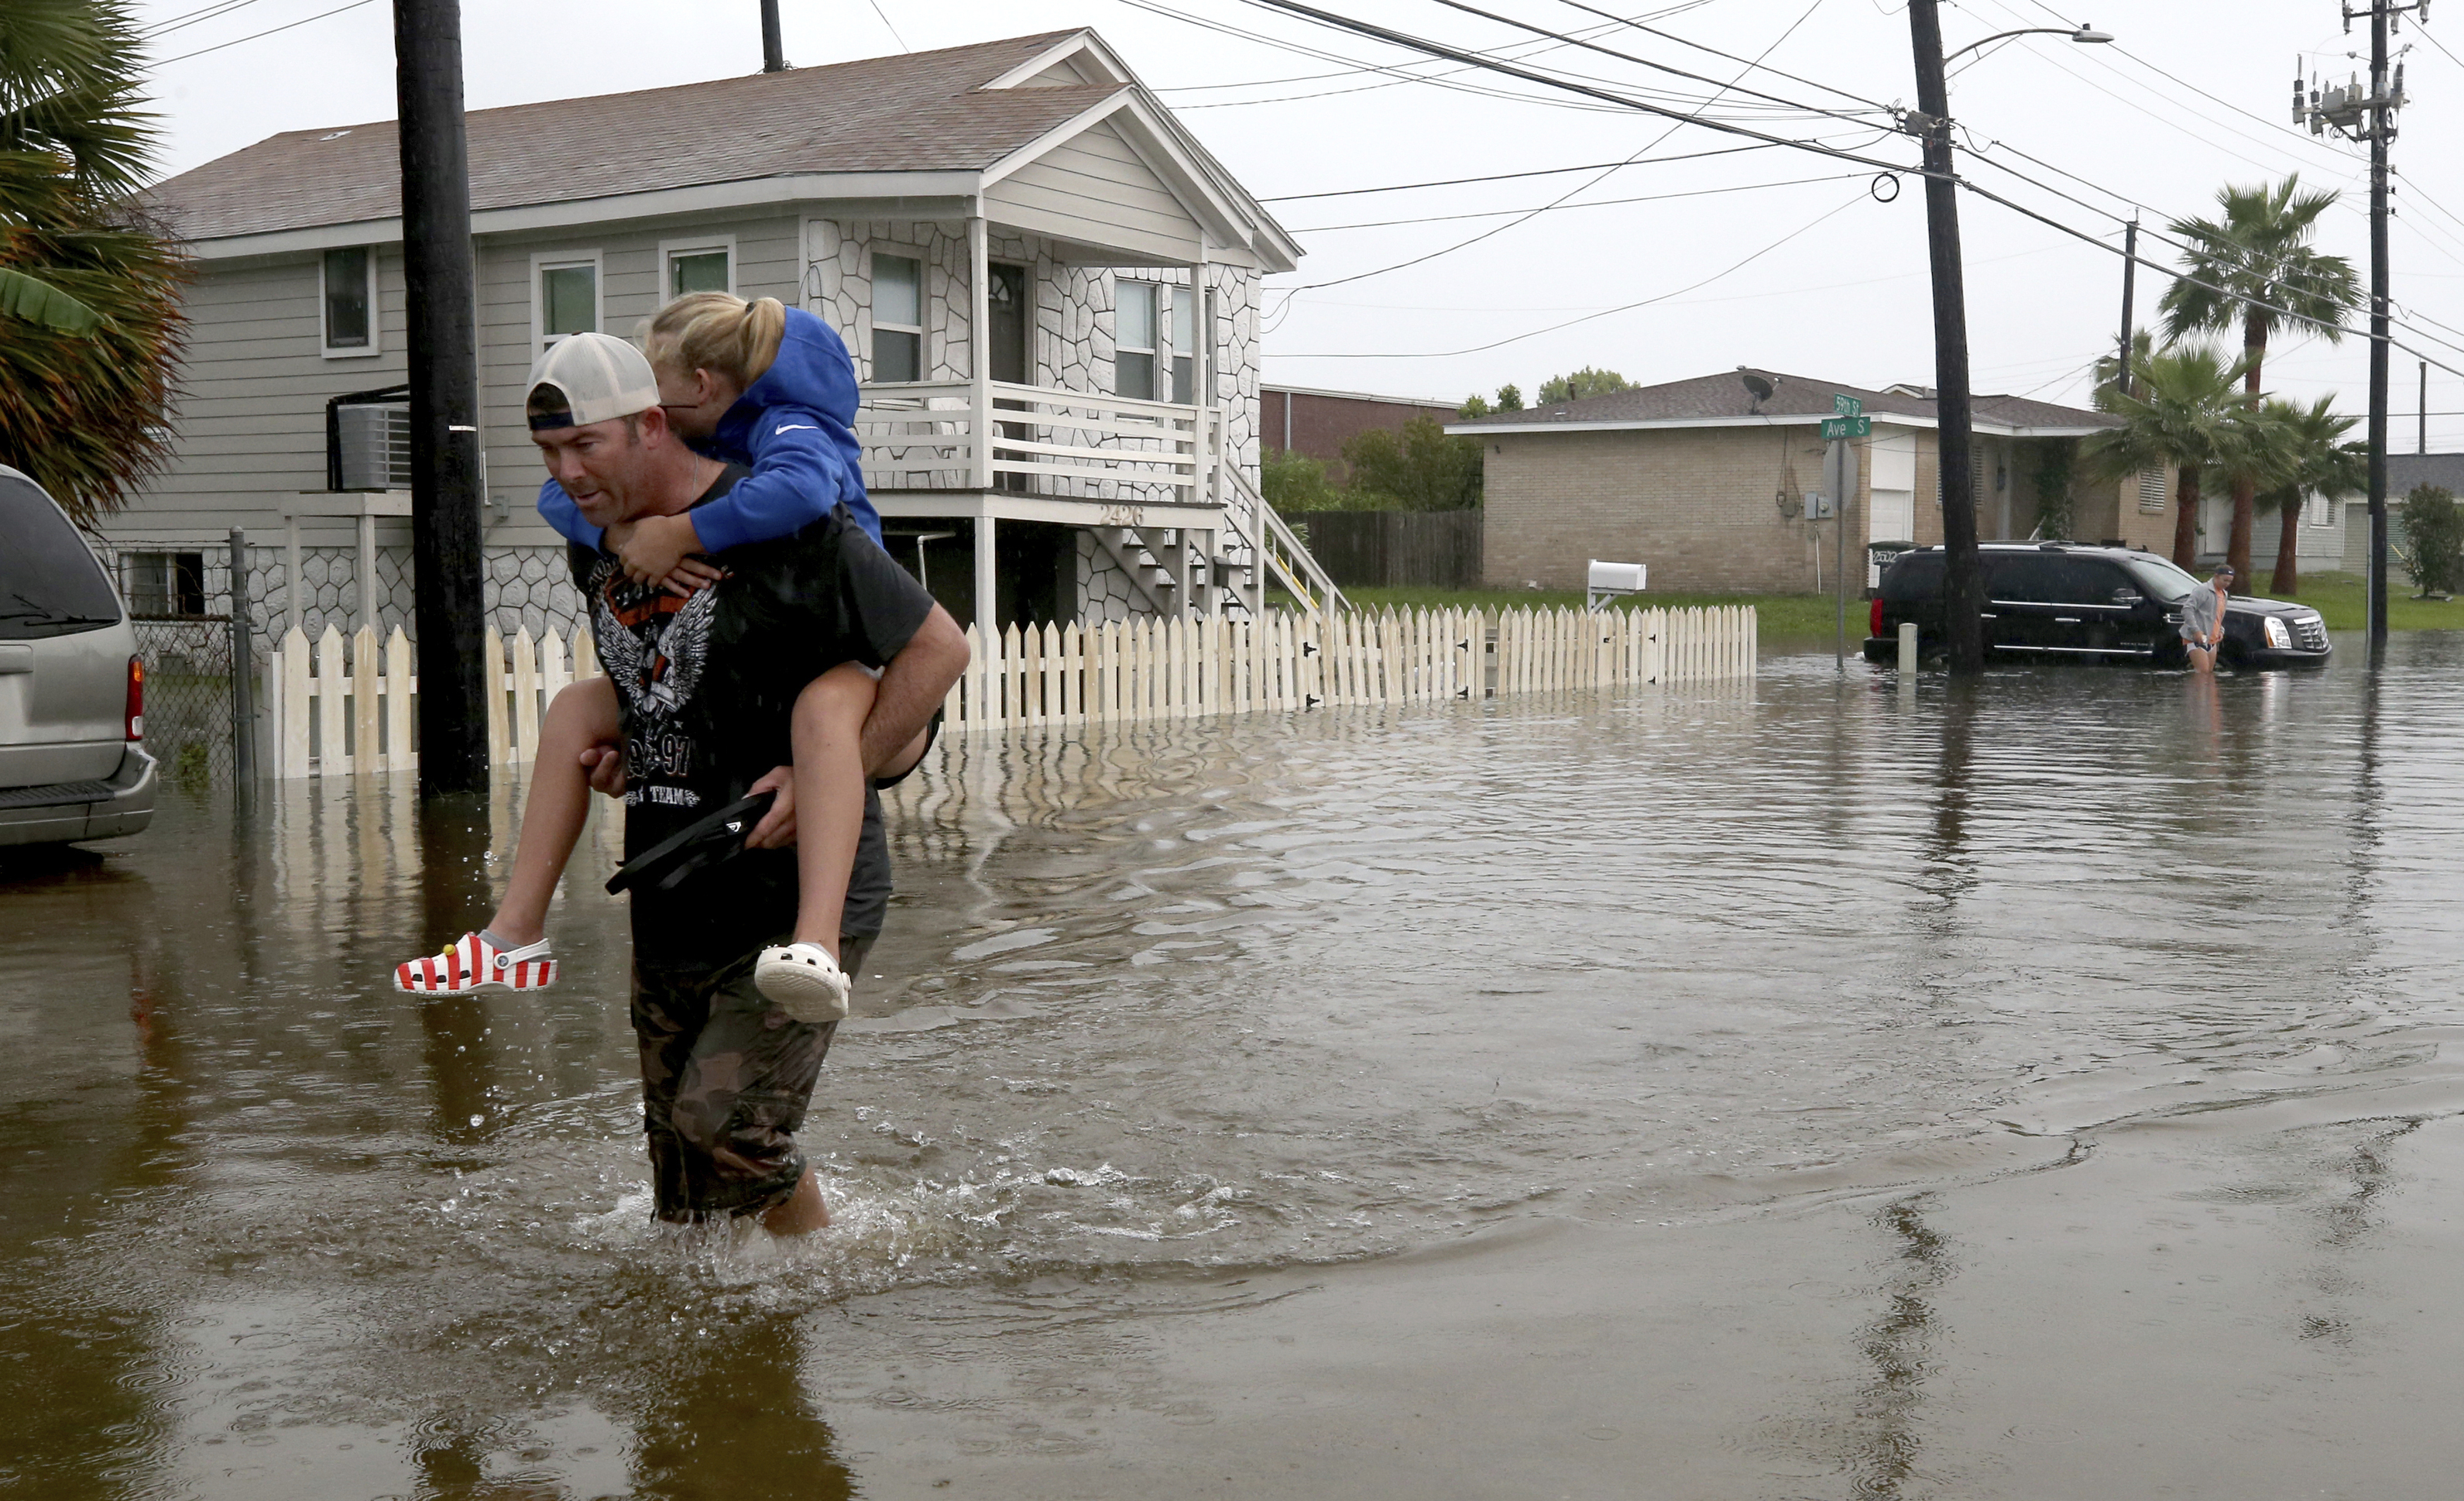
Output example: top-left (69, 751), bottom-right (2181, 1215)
top-left (855, 380), bottom-right (1214, 507)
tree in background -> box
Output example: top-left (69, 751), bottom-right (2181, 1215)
top-left (2157, 174), bottom-right (2359, 584)
top-left (1458, 393), bottom-right (1490, 418)
top-left (2091, 330), bottom-right (2155, 405)
top-left (2396, 484), bottom-right (2464, 597)
top-left (2083, 345), bottom-right (2252, 569)
top-left (1493, 383), bottom-right (1525, 412)
top-left (1, 0), bottom-right (187, 527)
top-left (2251, 395), bottom-right (2363, 596)
top-left (1536, 367), bottom-right (1635, 405)
top-left (1341, 415), bottom-right (1482, 511)
top-left (2028, 440), bottom-right (2074, 541)
top-left (1261, 445), bottom-right (1337, 514)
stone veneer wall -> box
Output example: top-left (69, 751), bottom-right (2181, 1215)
top-left (801, 219), bottom-right (1261, 492)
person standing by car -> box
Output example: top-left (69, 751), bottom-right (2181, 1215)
top-left (2181, 565), bottom-right (2232, 672)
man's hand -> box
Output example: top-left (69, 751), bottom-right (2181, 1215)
top-left (581, 740), bottom-right (626, 798)
top-left (863, 605), bottom-right (970, 776)
top-left (616, 513), bottom-right (720, 596)
top-left (743, 764), bottom-right (798, 849)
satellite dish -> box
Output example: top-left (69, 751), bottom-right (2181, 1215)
top-left (1738, 369), bottom-right (1775, 412)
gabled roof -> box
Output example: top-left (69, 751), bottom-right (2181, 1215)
top-left (143, 29), bottom-right (1298, 270)
top-left (1446, 368), bottom-right (2118, 438)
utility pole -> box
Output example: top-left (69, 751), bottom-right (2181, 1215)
top-left (394, 0), bottom-right (487, 795)
top-left (760, 0), bottom-right (786, 71)
top-left (2421, 359), bottom-right (2429, 453)
top-left (2115, 216), bottom-right (2138, 398)
top-left (2300, 4), bottom-right (2421, 661)
top-left (2367, 0), bottom-right (2393, 660)
top-left (1906, 0), bottom-right (1982, 675)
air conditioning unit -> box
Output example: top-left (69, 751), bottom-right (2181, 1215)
top-left (335, 403), bottom-right (413, 490)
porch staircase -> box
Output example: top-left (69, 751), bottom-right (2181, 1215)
top-left (1091, 466), bottom-right (1348, 620)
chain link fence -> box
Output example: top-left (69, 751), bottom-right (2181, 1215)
top-left (91, 535), bottom-right (591, 785)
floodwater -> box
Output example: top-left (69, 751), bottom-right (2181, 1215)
top-left (12, 635), bottom-right (2464, 1498)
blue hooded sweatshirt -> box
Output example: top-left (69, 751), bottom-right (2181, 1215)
top-left (536, 305), bottom-right (882, 550)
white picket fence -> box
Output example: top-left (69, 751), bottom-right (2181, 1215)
top-left (942, 604), bottom-right (1755, 730)
top-left (263, 604), bottom-right (1752, 776)
top-left (266, 623), bottom-right (597, 778)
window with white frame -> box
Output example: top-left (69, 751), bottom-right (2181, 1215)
top-left (535, 256), bottom-right (600, 349)
top-left (871, 252), bottom-right (923, 382)
top-left (321, 246), bottom-right (376, 356)
top-left (1170, 285), bottom-right (1196, 405)
top-left (664, 241), bottom-right (732, 301)
top-left (1116, 280), bottom-right (1158, 401)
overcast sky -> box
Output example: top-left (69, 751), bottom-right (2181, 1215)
top-left (134, 0), bottom-right (2464, 445)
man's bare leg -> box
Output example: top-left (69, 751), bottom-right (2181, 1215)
top-left (761, 1169), bottom-right (830, 1235)
top-left (486, 676), bottom-right (620, 945)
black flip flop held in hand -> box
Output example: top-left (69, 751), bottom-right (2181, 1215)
top-left (604, 789), bottom-right (777, 895)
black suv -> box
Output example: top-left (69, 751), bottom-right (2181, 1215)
top-left (1864, 543), bottom-right (2332, 668)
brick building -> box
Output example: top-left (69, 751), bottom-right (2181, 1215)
top-left (1450, 369), bottom-right (2155, 595)
top-left (1263, 384), bottom-right (1461, 480)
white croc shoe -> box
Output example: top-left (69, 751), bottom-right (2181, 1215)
top-left (755, 942), bottom-right (851, 1024)
top-left (395, 932), bottom-right (556, 995)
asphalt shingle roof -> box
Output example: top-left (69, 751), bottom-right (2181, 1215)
top-left (2387, 454), bottom-right (2464, 496)
top-left (146, 31), bottom-right (1107, 242)
top-left (1451, 368), bottom-right (2116, 432)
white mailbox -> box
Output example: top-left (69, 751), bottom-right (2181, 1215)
top-left (1587, 559), bottom-right (1646, 612)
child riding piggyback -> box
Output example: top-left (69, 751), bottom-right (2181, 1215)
top-left (545, 293), bottom-right (883, 577)
top-left (393, 293), bottom-right (901, 1018)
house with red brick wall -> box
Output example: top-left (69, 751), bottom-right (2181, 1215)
top-left (1263, 384), bottom-right (1461, 481)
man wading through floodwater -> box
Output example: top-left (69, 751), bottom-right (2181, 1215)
top-left (530, 335), bottom-right (968, 1234)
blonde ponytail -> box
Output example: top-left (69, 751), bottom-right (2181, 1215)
top-left (642, 291), bottom-right (786, 390)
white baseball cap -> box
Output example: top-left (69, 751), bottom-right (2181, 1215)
top-left (524, 332), bottom-right (659, 431)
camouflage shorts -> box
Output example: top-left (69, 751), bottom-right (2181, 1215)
top-left (630, 934), bottom-right (873, 1224)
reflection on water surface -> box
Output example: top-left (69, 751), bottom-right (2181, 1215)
top-left (9, 634), bottom-right (2464, 1496)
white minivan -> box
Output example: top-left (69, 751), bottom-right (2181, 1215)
top-left (0, 465), bottom-right (156, 846)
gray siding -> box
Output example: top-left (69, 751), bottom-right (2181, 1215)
top-left (986, 121), bottom-right (1201, 263)
top-left (474, 213), bottom-right (802, 548)
top-left (105, 249), bottom-right (407, 549)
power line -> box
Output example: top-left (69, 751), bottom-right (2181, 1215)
top-left (145, 0), bottom-right (267, 37)
top-left (1244, 0), bottom-right (2464, 378)
top-left (149, 0), bottom-right (376, 65)
top-left (1258, 141), bottom-right (1786, 201)
top-left (1287, 170), bottom-right (1863, 232)
top-left (1121, 0), bottom-right (1645, 115)
top-left (865, 0), bottom-right (909, 52)
top-left (1156, 0), bottom-right (1718, 88)
top-left (1543, 0), bottom-right (1893, 109)
top-left (1278, 190), bottom-right (1868, 358)
top-left (1260, 0), bottom-right (1896, 294)
top-left (1416, 0), bottom-right (1888, 130)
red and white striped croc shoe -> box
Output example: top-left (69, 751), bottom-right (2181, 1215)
top-left (393, 932), bottom-right (557, 995)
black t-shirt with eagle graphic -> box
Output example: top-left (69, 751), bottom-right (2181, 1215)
top-left (570, 466), bottom-right (936, 969)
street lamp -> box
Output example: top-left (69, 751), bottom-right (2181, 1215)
top-left (1903, 7), bottom-right (2116, 675)
top-left (1942, 25), bottom-right (2114, 64)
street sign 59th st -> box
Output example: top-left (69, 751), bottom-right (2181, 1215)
top-left (1833, 394), bottom-right (1862, 417)
top-left (1821, 415), bottom-right (1871, 440)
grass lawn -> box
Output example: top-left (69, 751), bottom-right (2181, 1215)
top-left (2255, 572), bottom-right (2464, 632)
top-left (1317, 575), bottom-right (2464, 637)
top-left (1330, 586), bottom-right (1856, 637)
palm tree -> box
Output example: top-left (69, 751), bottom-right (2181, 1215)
top-left (1, 0), bottom-right (187, 526)
top-left (2157, 174), bottom-right (2361, 583)
top-left (2252, 396), bottom-right (2363, 596)
top-left (2083, 345), bottom-right (2252, 570)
